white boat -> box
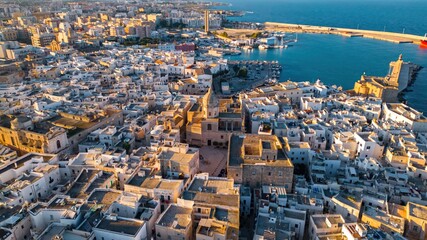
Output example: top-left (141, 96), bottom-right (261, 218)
top-left (259, 44), bottom-right (269, 50)
top-left (265, 78), bottom-right (278, 85)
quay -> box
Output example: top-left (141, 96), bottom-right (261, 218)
top-left (265, 22), bottom-right (424, 44)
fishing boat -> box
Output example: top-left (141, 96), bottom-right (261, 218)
top-left (242, 45), bottom-right (253, 50)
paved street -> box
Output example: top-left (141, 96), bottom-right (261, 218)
top-left (199, 146), bottom-right (228, 176)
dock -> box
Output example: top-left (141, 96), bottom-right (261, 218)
top-left (264, 22), bottom-right (425, 44)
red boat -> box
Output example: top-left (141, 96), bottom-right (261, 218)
top-left (421, 34), bottom-right (427, 47)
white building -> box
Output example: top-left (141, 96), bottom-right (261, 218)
top-left (93, 215), bottom-right (147, 240)
top-left (355, 132), bottom-right (384, 160)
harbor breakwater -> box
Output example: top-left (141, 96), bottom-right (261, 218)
top-left (264, 22), bottom-right (425, 45)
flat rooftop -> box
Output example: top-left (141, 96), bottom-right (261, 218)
top-left (157, 179), bottom-right (182, 191)
top-left (408, 202), bottom-right (427, 220)
top-left (0, 153), bottom-right (54, 175)
top-left (182, 191), bottom-right (239, 207)
top-left (48, 197), bottom-right (79, 210)
top-left (128, 174), bottom-right (148, 187)
top-left (363, 206), bottom-right (404, 230)
top-left (188, 177), bottom-right (234, 194)
top-left (140, 177), bottom-right (162, 189)
top-left (312, 214), bottom-right (344, 230)
top-left (87, 190), bottom-right (121, 205)
top-left (387, 103), bottom-right (427, 122)
top-left (228, 134), bottom-right (292, 167)
top-left (157, 204), bottom-right (192, 230)
top-left (38, 225), bottom-right (66, 240)
top-left (159, 151), bottom-right (195, 165)
top-left (289, 142), bottom-right (311, 149)
top-left (255, 214), bottom-right (290, 237)
top-left (0, 205), bottom-right (21, 223)
top-left (96, 216), bottom-right (144, 236)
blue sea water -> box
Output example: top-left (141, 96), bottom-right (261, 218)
top-left (216, 0), bottom-right (427, 35)
top-left (214, 0), bottom-right (427, 113)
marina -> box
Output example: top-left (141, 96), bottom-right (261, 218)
top-left (226, 33), bottom-right (427, 113)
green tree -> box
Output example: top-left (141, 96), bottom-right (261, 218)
top-left (123, 142), bottom-right (131, 154)
top-left (237, 67), bottom-right (248, 78)
top-left (219, 32), bottom-right (229, 38)
top-left (250, 32), bottom-right (262, 39)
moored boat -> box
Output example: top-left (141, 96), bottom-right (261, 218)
top-left (258, 44), bottom-right (269, 50)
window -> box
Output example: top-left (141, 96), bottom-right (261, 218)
top-left (207, 124), bottom-right (212, 131)
top-left (252, 171), bottom-right (256, 175)
top-left (278, 171), bottom-right (283, 176)
top-left (56, 140), bottom-right (61, 149)
top-left (268, 172), bottom-right (271, 176)
top-left (367, 146), bottom-right (371, 150)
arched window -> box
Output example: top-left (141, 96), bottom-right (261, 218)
top-left (56, 140), bottom-right (61, 149)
